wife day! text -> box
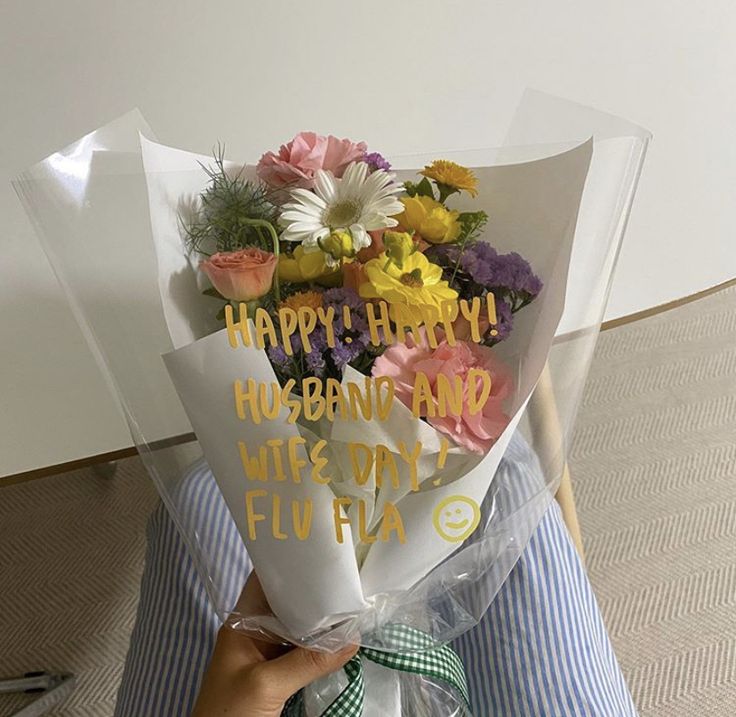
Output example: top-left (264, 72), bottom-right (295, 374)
top-left (236, 427), bottom-right (444, 545)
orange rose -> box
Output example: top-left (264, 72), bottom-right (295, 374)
top-left (200, 248), bottom-right (277, 302)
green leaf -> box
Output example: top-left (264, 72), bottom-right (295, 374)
top-left (436, 182), bottom-right (459, 204)
top-left (203, 287), bottom-right (226, 300)
top-left (415, 176), bottom-right (435, 199)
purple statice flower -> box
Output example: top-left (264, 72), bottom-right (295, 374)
top-left (323, 287), bottom-right (364, 311)
top-left (363, 151), bottom-right (391, 173)
top-left (267, 344), bottom-right (290, 368)
top-left (323, 288), bottom-right (371, 338)
top-left (429, 243), bottom-right (462, 265)
top-left (323, 287), bottom-right (374, 364)
top-left (490, 298), bottom-right (514, 343)
top-left (428, 241), bottom-right (542, 310)
top-left (456, 241), bottom-right (497, 285)
top-left (270, 287), bottom-right (379, 384)
top-left (304, 328), bottom-right (328, 376)
top-left (272, 288), bottom-right (375, 380)
top-left (268, 331), bottom-right (307, 365)
top-left (424, 240), bottom-right (541, 344)
top-left (331, 340), bottom-right (363, 369)
top-left (484, 251), bottom-right (543, 297)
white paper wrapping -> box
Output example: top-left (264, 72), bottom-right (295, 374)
top-left (153, 138), bottom-right (593, 636)
top-left (163, 328), bottom-right (370, 635)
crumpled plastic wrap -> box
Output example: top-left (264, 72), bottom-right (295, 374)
top-left (13, 91), bottom-right (648, 715)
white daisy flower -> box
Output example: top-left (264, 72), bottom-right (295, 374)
top-left (279, 161), bottom-right (404, 264)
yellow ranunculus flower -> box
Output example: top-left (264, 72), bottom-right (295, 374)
top-left (320, 230), bottom-right (356, 261)
top-left (278, 245), bottom-right (342, 286)
top-left (420, 160), bottom-right (478, 197)
top-left (359, 251), bottom-right (458, 325)
top-left (395, 196), bottom-right (462, 245)
top-left (383, 230), bottom-right (416, 269)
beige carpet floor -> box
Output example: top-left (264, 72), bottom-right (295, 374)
top-left (0, 462), bottom-right (158, 716)
top-left (1, 284), bottom-right (734, 716)
top-left (570, 284), bottom-right (736, 716)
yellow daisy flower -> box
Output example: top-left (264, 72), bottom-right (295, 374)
top-left (420, 160), bottom-right (478, 197)
top-left (280, 290), bottom-right (323, 312)
top-left (359, 251), bottom-right (458, 325)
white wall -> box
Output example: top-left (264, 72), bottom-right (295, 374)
top-left (2, 0), bottom-right (735, 476)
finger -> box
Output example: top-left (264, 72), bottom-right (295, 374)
top-left (225, 572), bottom-right (287, 660)
top-left (256, 644), bottom-right (359, 699)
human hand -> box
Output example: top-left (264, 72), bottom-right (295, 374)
top-left (192, 572), bottom-right (358, 717)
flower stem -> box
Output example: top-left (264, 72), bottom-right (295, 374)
top-left (450, 234), bottom-right (470, 286)
top-left (437, 183), bottom-right (458, 204)
top-left (239, 218), bottom-right (281, 303)
top-left (449, 214), bottom-right (483, 286)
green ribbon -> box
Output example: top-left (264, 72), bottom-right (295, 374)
top-left (282, 624), bottom-right (470, 716)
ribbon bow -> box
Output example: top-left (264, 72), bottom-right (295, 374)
top-left (282, 624), bottom-right (470, 716)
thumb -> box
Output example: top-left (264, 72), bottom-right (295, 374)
top-left (259, 644), bottom-right (359, 700)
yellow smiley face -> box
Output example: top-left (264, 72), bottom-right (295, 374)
top-left (432, 496), bottom-right (481, 543)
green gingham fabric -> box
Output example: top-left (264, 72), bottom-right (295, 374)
top-left (281, 624), bottom-right (470, 716)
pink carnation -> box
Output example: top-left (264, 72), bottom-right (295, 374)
top-left (257, 131), bottom-right (367, 189)
top-left (372, 330), bottom-right (512, 454)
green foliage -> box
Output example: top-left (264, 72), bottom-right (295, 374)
top-left (182, 145), bottom-right (279, 256)
top-left (457, 211), bottom-right (489, 244)
top-left (202, 286), bottom-right (225, 299)
top-left (415, 176), bottom-right (436, 199)
top-left (402, 180), bottom-right (418, 197)
top-left (435, 182), bottom-right (459, 204)
top-left (450, 210), bottom-right (489, 285)
top-left (402, 176), bottom-right (436, 200)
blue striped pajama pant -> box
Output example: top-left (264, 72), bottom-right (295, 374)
top-left (114, 446), bottom-right (637, 717)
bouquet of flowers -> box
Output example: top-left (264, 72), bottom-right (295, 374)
top-left (187, 137), bottom-right (542, 447)
top-left (14, 93), bottom-right (649, 716)
top-left (144, 130), bottom-right (591, 716)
